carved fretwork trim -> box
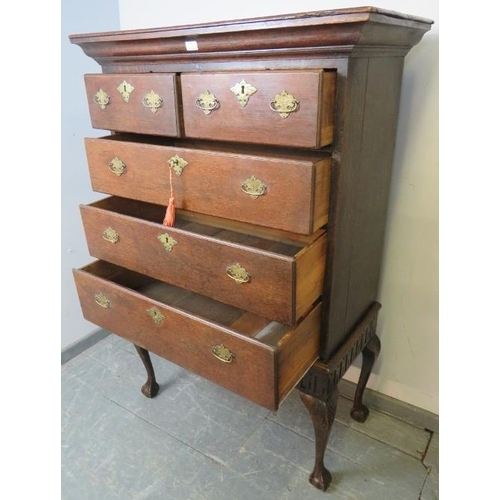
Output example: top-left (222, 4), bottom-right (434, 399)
top-left (298, 302), bottom-right (381, 401)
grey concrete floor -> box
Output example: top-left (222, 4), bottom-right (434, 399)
top-left (61, 335), bottom-right (439, 500)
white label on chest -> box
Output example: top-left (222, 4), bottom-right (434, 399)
top-left (185, 40), bottom-right (199, 51)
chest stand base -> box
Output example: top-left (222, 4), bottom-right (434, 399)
top-left (132, 304), bottom-right (380, 492)
top-left (297, 302), bottom-right (381, 492)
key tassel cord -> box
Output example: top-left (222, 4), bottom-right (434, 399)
top-left (163, 166), bottom-right (175, 227)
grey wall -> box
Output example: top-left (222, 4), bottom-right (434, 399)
top-left (61, 0), bottom-right (120, 350)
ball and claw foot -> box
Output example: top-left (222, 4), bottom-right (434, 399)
top-left (309, 465), bottom-right (332, 492)
top-left (141, 381), bottom-right (160, 398)
top-left (350, 333), bottom-right (380, 424)
top-left (134, 344), bottom-right (160, 399)
top-left (350, 404), bottom-right (370, 423)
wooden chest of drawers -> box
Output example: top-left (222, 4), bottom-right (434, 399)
top-left (70, 6), bottom-right (432, 492)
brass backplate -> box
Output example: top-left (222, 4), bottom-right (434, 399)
top-left (143, 90), bottom-right (164, 113)
top-left (270, 90), bottom-right (300, 118)
top-left (108, 157), bottom-right (126, 176)
top-left (102, 227), bottom-right (119, 244)
top-left (147, 307), bottom-right (165, 325)
top-left (211, 344), bottom-right (234, 363)
top-left (158, 233), bottom-right (177, 252)
top-left (241, 175), bottom-right (267, 199)
top-left (94, 89), bottom-right (110, 110)
top-left (116, 80), bottom-right (135, 102)
top-left (168, 155), bottom-right (188, 176)
top-left (94, 292), bottom-right (111, 309)
top-left (230, 79), bottom-right (257, 107)
top-left (195, 90), bottom-right (220, 115)
top-left (226, 263), bottom-right (251, 284)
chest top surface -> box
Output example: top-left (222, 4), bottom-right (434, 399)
top-left (70, 6), bottom-right (433, 72)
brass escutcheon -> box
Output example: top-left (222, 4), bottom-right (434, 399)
top-left (102, 227), bottom-right (119, 244)
top-left (269, 90), bottom-right (300, 118)
top-left (226, 263), bottom-right (251, 284)
top-left (168, 155), bottom-right (188, 176)
top-left (195, 90), bottom-right (220, 115)
top-left (94, 292), bottom-right (111, 309)
top-left (108, 157), bottom-right (126, 176)
top-left (158, 233), bottom-right (177, 252)
top-left (116, 80), bottom-right (135, 102)
top-left (147, 307), bottom-right (165, 325)
top-left (211, 344), bottom-right (234, 363)
top-left (142, 90), bottom-right (163, 113)
top-left (230, 79), bottom-right (257, 107)
top-left (94, 89), bottom-right (110, 109)
top-left (241, 175), bottom-right (267, 199)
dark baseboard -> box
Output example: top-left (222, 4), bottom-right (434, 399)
top-left (61, 329), bottom-right (111, 364)
top-left (338, 379), bottom-right (439, 433)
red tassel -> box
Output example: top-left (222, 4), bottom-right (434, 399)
top-left (163, 196), bottom-right (175, 226)
top-left (163, 165), bottom-right (175, 226)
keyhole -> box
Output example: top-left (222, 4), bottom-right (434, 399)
top-left (241, 84), bottom-right (245, 94)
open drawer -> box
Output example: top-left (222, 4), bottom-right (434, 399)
top-left (80, 196), bottom-right (327, 325)
top-left (73, 260), bottom-right (321, 410)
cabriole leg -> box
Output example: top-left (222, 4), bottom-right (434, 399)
top-left (134, 344), bottom-right (160, 398)
top-left (350, 333), bottom-right (381, 422)
top-left (299, 386), bottom-right (339, 492)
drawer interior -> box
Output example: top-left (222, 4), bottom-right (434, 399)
top-left (84, 260), bottom-right (299, 346)
top-left (89, 196), bottom-right (320, 256)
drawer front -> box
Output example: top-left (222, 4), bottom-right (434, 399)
top-left (73, 261), bottom-right (322, 410)
top-left (85, 136), bottom-right (331, 234)
top-left (181, 70), bottom-right (335, 148)
top-left (84, 73), bottom-right (180, 136)
top-left (81, 198), bottom-right (326, 324)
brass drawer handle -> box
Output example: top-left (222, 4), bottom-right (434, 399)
top-left (226, 263), bottom-right (251, 284)
top-left (147, 307), bottom-right (165, 325)
top-left (211, 344), bottom-right (234, 363)
top-left (116, 80), bottom-right (134, 102)
top-left (195, 90), bottom-right (220, 115)
top-left (108, 157), bottom-right (126, 176)
top-left (142, 90), bottom-right (164, 113)
top-left (102, 227), bottom-right (119, 244)
top-left (94, 88), bottom-right (110, 109)
top-left (94, 292), bottom-right (111, 309)
top-left (269, 90), bottom-right (300, 118)
top-left (158, 232), bottom-right (177, 252)
top-left (241, 175), bottom-right (267, 199)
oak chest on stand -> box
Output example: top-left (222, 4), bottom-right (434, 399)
top-left (70, 6), bottom-right (432, 491)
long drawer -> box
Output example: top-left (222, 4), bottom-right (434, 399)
top-left (84, 73), bottom-right (180, 137)
top-left (80, 196), bottom-right (326, 325)
top-left (84, 134), bottom-right (331, 235)
top-left (73, 260), bottom-right (321, 410)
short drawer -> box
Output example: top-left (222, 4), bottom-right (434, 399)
top-left (84, 73), bottom-right (180, 136)
top-left (73, 260), bottom-right (321, 410)
top-left (84, 134), bottom-right (331, 235)
top-left (80, 196), bottom-right (327, 325)
top-left (180, 70), bottom-right (336, 148)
